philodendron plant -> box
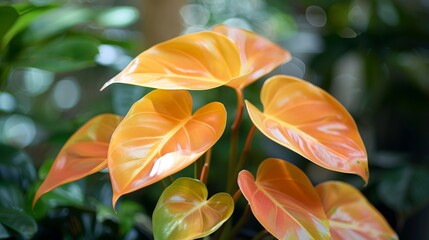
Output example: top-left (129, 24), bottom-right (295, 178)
top-left (33, 25), bottom-right (398, 239)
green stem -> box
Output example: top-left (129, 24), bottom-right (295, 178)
top-left (227, 89), bottom-right (244, 193)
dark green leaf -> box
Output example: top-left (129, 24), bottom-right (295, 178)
top-left (0, 183), bottom-right (25, 209)
top-left (16, 37), bottom-right (100, 72)
top-left (0, 223), bottom-right (10, 239)
top-left (0, 208), bottom-right (37, 239)
top-left (33, 180), bottom-right (85, 209)
top-left (0, 6), bottom-right (19, 42)
top-left (0, 144), bottom-right (36, 190)
top-left (377, 165), bottom-right (429, 215)
top-left (1, 4), bottom-right (54, 49)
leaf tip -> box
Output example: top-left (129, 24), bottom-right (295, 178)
top-left (100, 80), bottom-right (112, 91)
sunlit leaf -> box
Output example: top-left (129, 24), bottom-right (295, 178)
top-left (245, 75), bottom-right (368, 182)
top-left (238, 158), bottom-right (330, 239)
top-left (212, 25), bottom-right (291, 90)
top-left (153, 177), bottom-right (233, 240)
top-left (108, 90), bottom-right (226, 207)
top-left (316, 181), bottom-right (398, 240)
top-left (101, 31), bottom-right (241, 90)
top-left (33, 114), bottom-right (122, 206)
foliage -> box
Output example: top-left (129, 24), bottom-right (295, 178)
top-left (0, 1), bottom-right (146, 239)
top-left (33, 25), bottom-right (397, 239)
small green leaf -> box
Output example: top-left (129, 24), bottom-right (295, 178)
top-left (0, 208), bottom-right (37, 239)
top-left (153, 177), bottom-right (234, 240)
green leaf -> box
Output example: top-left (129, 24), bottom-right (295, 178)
top-left (117, 201), bottom-right (143, 235)
top-left (33, 181), bottom-right (85, 209)
top-left (24, 6), bottom-right (91, 42)
top-left (96, 6), bottom-right (139, 28)
top-left (0, 6), bottom-right (19, 42)
top-left (0, 208), bottom-right (37, 239)
top-left (0, 144), bottom-right (36, 190)
top-left (153, 177), bottom-right (234, 240)
top-left (377, 165), bottom-right (429, 215)
top-left (0, 223), bottom-right (10, 239)
top-left (16, 36), bottom-right (100, 72)
top-left (0, 183), bottom-right (25, 209)
top-left (1, 4), bottom-right (54, 49)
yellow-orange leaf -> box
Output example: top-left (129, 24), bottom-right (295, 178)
top-left (153, 177), bottom-right (233, 240)
top-left (245, 75), bottom-right (368, 182)
top-left (316, 181), bottom-right (398, 240)
top-left (212, 25), bottom-right (291, 90)
top-left (33, 114), bottom-right (122, 206)
top-left (238, 158), bottom-right (330, 239)
top-left (108, 90), bottom-right (226, 207)
top-left (101, 31), bottom-right (242, 90)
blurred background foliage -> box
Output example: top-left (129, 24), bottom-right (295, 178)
top-left (0, 0), bottom-right (428, 239)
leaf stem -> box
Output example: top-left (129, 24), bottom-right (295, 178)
top-left (232, 189), bottom-right (242, 203)
top-left (227, 89), bottom-right (244, 193)
top-left (235, 124), bottom-right (256, 175)
top-left (199, 148), bottom-right (212, 184)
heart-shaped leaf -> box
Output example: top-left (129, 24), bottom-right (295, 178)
top-left (212, 25), bottom-right (291, 90)
top-left (33, 114), bottom-right (122, 206)
top-left (238, 158), bottom-right (330, 239)
top-left (153, 177), bottom-right (233, 240)
top-left (245, 75), bottom-right (368, 182)
top-left (108, 90), bottom-right (226, 207)
top-left (101, 31), bottom-right (242, 90)
top-left (316, 181), bottom-right (398, 240)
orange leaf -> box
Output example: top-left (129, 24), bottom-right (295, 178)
top-left (238, 158), bottom-right (330, 239)
top-left (212, 25), bottom-right (291, 90)
top-left (316, 181), bottom-right (398, 240)
top-left (245, 75), bottom-right (368, 182)
top-left (101, 31), bottom-right (242, 90)
top-left (33, 114), bottom-right (122, 206)
top-left (153, 177), bottom-right (233, 239)
top-left (108, 90), bottom-right (226, 207)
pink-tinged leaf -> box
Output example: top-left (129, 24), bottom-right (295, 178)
top-left (153, 177), bottom-right (234, 240)
top-left (238, 158), bottom-right (330, 239)
top-left (108, 90), bottom-right (227, 207)
top-left (101, 31), bottom-right (242, 90)
top-left (212, 25), bottom-right (291, 90)
top-left (245, 75), bottom-right (368, 182)
top-left (33, 114), bottom-right (122, 206)
top-left (316, 181), bottom-right (398, 240)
